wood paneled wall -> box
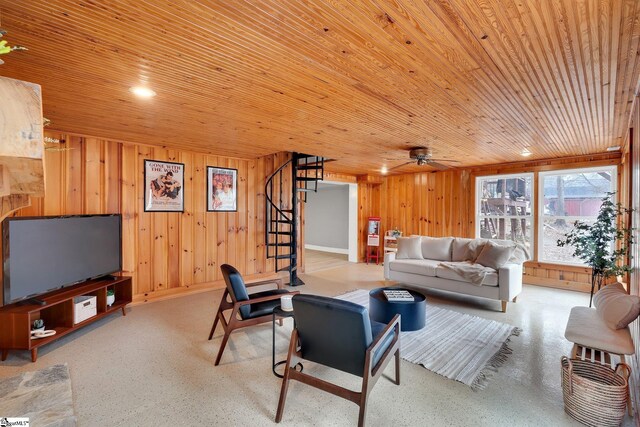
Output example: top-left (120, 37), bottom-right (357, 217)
top-left (379, 170), bottom-right (473, 238)
top-left (358, 152), bottom-right (623, 292)
top-left (624, 97), bottom-right (639, 407)
top-left (13, 131), bottom-right (288, 304)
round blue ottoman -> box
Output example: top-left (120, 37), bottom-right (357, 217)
top-left (369, 287), bottom-right (426, 331)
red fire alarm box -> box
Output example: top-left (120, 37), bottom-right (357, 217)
top-left (366, 217), bottom-right (381, 264)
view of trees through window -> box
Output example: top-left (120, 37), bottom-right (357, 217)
top-left (540, 167), bottom-right (615, 264)
top-left (476, 174), bottom-right (533, 254)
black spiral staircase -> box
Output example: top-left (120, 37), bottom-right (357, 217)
top-left (265, 152), bottom-right (325, 286)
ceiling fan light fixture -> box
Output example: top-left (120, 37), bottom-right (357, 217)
top-left (521, 148), bottom-right (532, 157)
top-left (129, 86), bottom-right (156, 98)
top-left (381, 166), bottom-right (388, 174)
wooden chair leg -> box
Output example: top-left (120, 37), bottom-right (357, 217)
top-left (276, 332), bottom-right (297, 423)
top-left (395, 349), bottom-right (401, 385)
top-left (512, 296), bottom-right (518, 303)
top-left (570, 344), bottom-right (578, 359)
top-left (275, 368), bottom-right (291, 422)
top-left (214, 329), bottom-right (231, 366)
top-left (501, 300), bottom-right (507, 313)
top-left (620, 355), bottom-right (633, 417)
top-left (358, 387), bottom-right (369, 427)
top-left (208, 311), bottom-right (221, 340)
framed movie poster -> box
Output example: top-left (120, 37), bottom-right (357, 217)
top-left (207, 166), bottom-right (237, 212)
top-left (144, 160), bottom-right (185, 212)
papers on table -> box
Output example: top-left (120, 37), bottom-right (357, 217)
top-left (383, 290), bottom-right (414, 302)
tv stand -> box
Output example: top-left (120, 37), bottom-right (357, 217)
top-left (0, 275), bottom-right (132, 362)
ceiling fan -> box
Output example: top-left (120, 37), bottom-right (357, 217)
top-left (386, 147), bottom-right (460, 171)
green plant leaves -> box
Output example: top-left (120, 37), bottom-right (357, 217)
top-left (556, 192), bottom-right (634, 277)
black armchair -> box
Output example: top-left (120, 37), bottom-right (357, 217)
top-left (275, 294), bottom-right (401, 426)
top-left (208, 264), bottom-right (298, 365)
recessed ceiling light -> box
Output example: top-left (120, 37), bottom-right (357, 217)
top-left (381, 166), bottom-right (388, 175)
top-left (129, 86), bottom-right (156, 98)
top-left (521, 148), bottom-right (532, 157)
top-left (607, 146), bottom-right (621, 152)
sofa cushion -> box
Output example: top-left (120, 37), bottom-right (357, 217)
top-left (421, 237), bottom-right (453, 261)
top-left (565, 306), bottom-right (635, 354)
top-left (389, 259), bottom-right (439, 276)
top-left (475, 241), bottom-right (515, 270)
top-left (396, 236), bottom-right (423, 259)
top-left (451, 238), bottom-right (487, 262)
top-left (435, 262), bottom-right (498, 286)
top-left (593, 283), bottom-right (640, 330)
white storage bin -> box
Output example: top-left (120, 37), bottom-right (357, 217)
top-left (74, 295), bottom-right (97, 324)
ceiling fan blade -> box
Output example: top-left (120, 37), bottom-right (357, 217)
top-left (429, 158), bottom-right (461, 163)
top-left (428, 162), bottom-right (450, 171)
top-left (388, 161), bottom-right (414, 171)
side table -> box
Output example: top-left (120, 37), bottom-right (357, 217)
top-left (272, 306), bottom-right (303, 378)
top-left (369, 287), bottom-right (426, 331)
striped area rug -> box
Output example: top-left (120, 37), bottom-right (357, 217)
top-left (336, 289), bottom-right (521, 390)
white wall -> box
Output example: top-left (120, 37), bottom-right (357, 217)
top-left (304, 183), bottom-right (349, 251)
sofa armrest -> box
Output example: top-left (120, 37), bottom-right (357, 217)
top-left (384, 252), bottom-right (396, 279)
top-left (498, 263), bottom-right (523, 301)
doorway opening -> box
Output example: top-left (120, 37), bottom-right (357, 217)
top-left (303, 181), bottom-right (357, 273)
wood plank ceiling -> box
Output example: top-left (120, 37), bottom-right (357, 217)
top-left (0, 1), bottom-right (639, 175)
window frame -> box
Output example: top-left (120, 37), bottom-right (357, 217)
top-left (475, 172), bottom-right (535, 254)
top-left (537, 165), bottom-right (617, 266)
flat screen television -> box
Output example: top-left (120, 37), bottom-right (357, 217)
top-left (2, 214), bottom-right (122, 305)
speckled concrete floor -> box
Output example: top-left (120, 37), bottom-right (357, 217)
top-left (0, 262), bottom-right (634, 426)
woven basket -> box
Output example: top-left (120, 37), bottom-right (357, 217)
top-left (561, 356), bottom-right (630, 426)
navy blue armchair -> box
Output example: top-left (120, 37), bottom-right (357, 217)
top-left (275, 294), bottom-right (401, 426)
top-left (208, 264), bottom-right (298, 365)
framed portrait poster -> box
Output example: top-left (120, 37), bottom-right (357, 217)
top-left (144, 160), bottom-right (185, 212)
top-left (207, 166), bottom-right (237, 212)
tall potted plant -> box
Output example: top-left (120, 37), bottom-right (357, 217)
top-left (557, 192), bottom-right (634, 307)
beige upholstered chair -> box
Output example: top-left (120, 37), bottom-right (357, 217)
top-left (564, 283), bottom-right (640, 416)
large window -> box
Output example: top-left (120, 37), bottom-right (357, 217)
top-left (538, 166), bottom-right (617, 265)
top-left (476, 173), bottom-right (534, 254)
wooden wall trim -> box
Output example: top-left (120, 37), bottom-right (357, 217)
top-left (46, 127), bottom-right (263, 161)
top-left (323, 171), bottom-right (358, 183)
top-left (131, 271), bottom-right (286, 306)
top-left (468, 152), bottom-right (621, 176)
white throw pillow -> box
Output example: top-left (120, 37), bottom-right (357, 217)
top-left (421, 237), bottom-right (453, 261)
top-left (465, 239), bottom-right (487, 262)
top-left (396, 237), bottom-right (423, 260)
top-left (594, 282), bottom-right (626, 307)
top-left (451, 238), bottom-right (473, 261)
top-left (594, 283), bottom-right (640, 330)
top-left (475, 241), bottom-right (514, 270)
top-left (452, 238), bottom-right (487, 262)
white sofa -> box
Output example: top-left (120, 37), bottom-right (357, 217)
top-left (383, 236), bottom-right (525, 312)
